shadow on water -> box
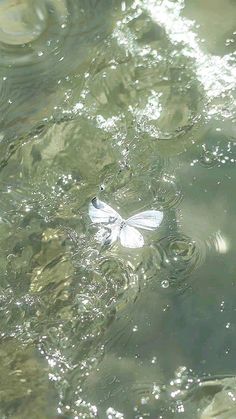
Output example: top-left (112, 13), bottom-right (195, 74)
top-left (0, 0), bottom-right (235, 418)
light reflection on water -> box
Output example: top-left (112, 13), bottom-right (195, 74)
top-left (0, 0), bottom-right (235, 417)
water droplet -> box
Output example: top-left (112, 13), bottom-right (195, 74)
top-left (161, 280), bottom-right (169, 288)
top-left (141, 396), bottom-right (149, 405)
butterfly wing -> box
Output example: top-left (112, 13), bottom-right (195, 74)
top-left (96, 225), bottom-right (120, 245)
top-left (126, 210), bottom-right (163, 231)
top-left (119, 224), bottom-right (144, 248)
top-left (89, 197), bottom-right (122, 224)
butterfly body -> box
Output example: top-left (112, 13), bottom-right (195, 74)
top-left (89, 197), bottom-right (163, 248)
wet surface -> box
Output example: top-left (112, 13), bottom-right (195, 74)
top-left (0, 0), bottom-right (235, 418)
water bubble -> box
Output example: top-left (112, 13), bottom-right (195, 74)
top-left (106, 407), bottom-right (124, 419)
top-left (199, 149), bottom-right (218, 168)
top-left (161, 280), bottom-right (169, 289)
top-left (141, 396), bottom-right (149, 405)
top-left (199, 134), bottom-right (236, 169)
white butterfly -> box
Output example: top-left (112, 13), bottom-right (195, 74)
top-left (89, 197), bottom-right (163, 248)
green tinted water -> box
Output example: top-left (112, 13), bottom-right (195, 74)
top-left (0, 0), bottom-right (235, 418)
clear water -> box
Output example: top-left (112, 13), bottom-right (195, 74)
top-left (0, 0), bottom-right (235, 418)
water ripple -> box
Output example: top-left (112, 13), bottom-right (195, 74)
top-left (0, 0), bottom-right (116, 140)
top-left (168, 371), bottom-right (236, 418)
top-left (151, 174), bottom-right (183, 210)
top-left (156, 233), bottom-right (206, 290)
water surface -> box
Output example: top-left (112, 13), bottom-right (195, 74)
top-left (0, 0), bottom-right (235, 418)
